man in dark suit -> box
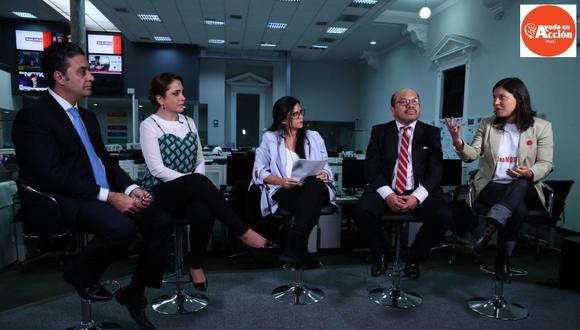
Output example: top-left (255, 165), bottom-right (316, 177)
top-left (12, 42), bottom-right (171, 330)
top-left (352, 88), bottom-right (452, 279)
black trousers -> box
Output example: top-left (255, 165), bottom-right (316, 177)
top-left (475, 179), bottom-right (541, 241)
top-left (151, 173), bottom-right (249, 268)
top-left (66, 197), bottom-right (173, 289)
top-left (352, 190), bottom-right (453, 261)
top-left (272, 177), bottom-right (330, 246)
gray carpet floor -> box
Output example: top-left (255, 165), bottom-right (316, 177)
top-left (1, 260), bottom-right (579, 330)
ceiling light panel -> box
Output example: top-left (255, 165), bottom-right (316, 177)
top-left (154, 36), bottom-right (172, 41)
top-left (204, 19), bottom-right (225, 25)
top-left (310, 45), bottom-right (328, 49)
top-left (138, 14), bottom-right (161, 22)
top-left (208, 39), bottom-right (226, 44)
top-left (326, 27), bottom-right (348, 34)
top-left (12, 11), bottom-right (38, 19)
top-left (267, 22), bottom-right (287, 29)
top-left (260, 42), bottom-right (277, 47)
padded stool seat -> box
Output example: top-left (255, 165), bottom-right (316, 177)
top-left (152, 218), bottom-right (208, 315)
top-left (368, 213), bottom-right (423, 309)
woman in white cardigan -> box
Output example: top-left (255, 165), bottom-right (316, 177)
top-left (253, 96), bottom-right (335, 269)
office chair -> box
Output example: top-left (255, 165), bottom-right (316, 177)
top-left (15, 179), bottom-right (122, 330)
top-left (12, 176), bottom-right (72, 272)
top-left (525, 180), bottom-right (574, 256)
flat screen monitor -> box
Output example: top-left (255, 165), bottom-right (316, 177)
top-left (18, 71), bottom-right (48, 92)
top-left (88, 54), bottom-right (123, 74)
top-left (87, 34), bottom-right (122, 54)
top-left (441, 159), bottom-right (463, 186)
top-left (342, 158), bottom-right (366, 189)
top-left (15, 30), bottom-right (66, 92)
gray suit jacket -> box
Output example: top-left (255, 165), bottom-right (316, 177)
top-left (456, 116), bottom-right (554, 207)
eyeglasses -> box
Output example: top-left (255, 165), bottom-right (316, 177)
top-left (396, 98), bottom-right (420, 106)
top-left (290, 109), bottom-right (305, 118)
top-left (493, 95), bottom-right (513, 102)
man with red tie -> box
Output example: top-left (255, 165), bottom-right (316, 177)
top-left (352, 88), bottom-right (452, 279)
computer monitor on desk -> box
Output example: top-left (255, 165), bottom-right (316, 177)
top-left (342, 158), bottom-right (365, 196)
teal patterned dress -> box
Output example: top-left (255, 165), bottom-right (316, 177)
top-left (140, 115), bottom-right (199, 190)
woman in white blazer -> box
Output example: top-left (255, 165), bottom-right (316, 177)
top-left (445, 77), bottom-right (553, 281)
top-left (253, 96), bottom-right (335, 269)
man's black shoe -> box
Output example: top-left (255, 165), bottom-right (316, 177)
top-left (115, 286), bottom-right (155, 330)
top-left (371, 254), bottom-right (387, 277)
top-left (63, 269), bottom-right (113, 301)
top-left (403, 261), bottom-right (420, 279)
top-left (473, 220), bottom-right (499, 254)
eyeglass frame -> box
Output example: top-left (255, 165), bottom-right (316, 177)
top-left (396, 98), bottom-right (420, 107)
top-left (289, 109), bottom-right (306, 118)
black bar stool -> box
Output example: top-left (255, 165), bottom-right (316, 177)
top-left (368, 214), bottom-right (423, 309)
top-left (467, 265), bottom-right (529, 320)
top-left (66, 233), bottom-right (123, 330)
top-left (271, 204), bottom-right (337, 305)
top-left (152, 218), bottom-right (208, 314)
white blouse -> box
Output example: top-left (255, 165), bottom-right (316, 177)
top-left (139, 114), bottom-right (205, 182)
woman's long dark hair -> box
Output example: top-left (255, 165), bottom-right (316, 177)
top-left (492, 77), bottom-right (536, 131)
top-left (268, 96), bottom-right (306, 159)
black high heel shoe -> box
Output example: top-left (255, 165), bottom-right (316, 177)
top-left (194, 279), bottom-right (208, 291)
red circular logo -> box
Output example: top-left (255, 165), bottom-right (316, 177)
top-left (521, 5), bottom-right (576, 57)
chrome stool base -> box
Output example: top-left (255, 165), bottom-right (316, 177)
top-left (152, 290), bottom-right (208, 315)
top-left (272, 284), bottom-right (325, 305)
top-left (468, 296), bottom-right (529, 320)
top-left (369, 287), bottom-right (423, 309)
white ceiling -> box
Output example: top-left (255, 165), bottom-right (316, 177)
top-left (0, 0), bottom-right (454, 62)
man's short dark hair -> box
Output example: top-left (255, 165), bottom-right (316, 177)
top-left (41, 42), bottom-right (85, 88)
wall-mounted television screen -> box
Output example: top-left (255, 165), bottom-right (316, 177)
top-left (88, 54), bottom-right (122, 74)
top-left (18, 71), bottom-right (48, 91)
top-left (15, 30), bottom-right (66, 92)
top-left (87, 34), bottom-right (122, 55)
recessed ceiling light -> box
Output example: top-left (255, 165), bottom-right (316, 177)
top-left (138, 105), bottom-right (143, 108)
top-left (267, 22), bottom-right (287, 29)
top-left (326, 27), bottom-right (348, 34)
top-left (419, 7), bottom-right (432, 19)
top-left (93, 103), bottom-right (98, 106)
top-left (310, 45), bottom-right (328, 49)
top-left (154, 36), bottom-right (172, 42)
top-left (260, 42), bottom-right (277, 47)
top-left (204, 19), bottom-right (225, 26)
top-left (280, 0), bottom-right (301, 2)
top-left (137, 14), bottom-right (160, 22)
top-left (12, 11), bottom-right (37, 19)
top-left (208, 39), bottom-right (225, 44)
top-left (370, 40), bottom-right (377, 45)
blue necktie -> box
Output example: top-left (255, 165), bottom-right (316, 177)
top-left (68, 107), bottom-right (109, 189)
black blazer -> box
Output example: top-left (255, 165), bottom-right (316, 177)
top-left (12, 92), bottom-right (133, 204)
top-left (364, 120), bottom-right (444, 195)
